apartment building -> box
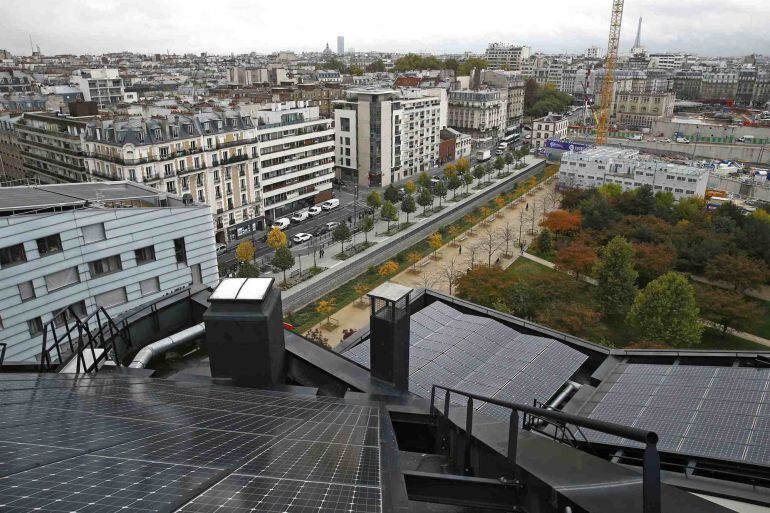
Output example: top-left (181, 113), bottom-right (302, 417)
top-left (532, 112), bottom-right (568, 149)
top-left (16, 112), bottom-right (90, 183)
top-left (334, 88), bottom-right (444, 187)
top-left (485, 43), bottom-right (531, 70)
top-left (701, 71), bottom-right (739, 101)
top-left (648, 53), bottom-right (686, 70)
top-left (69, 68), bottom-right (125, 108)
top-left (0, 115), bottom-right (25, 181)
top-left (480, 70), bottom-right (525, 127)
top-left (559, 146), bottom-right (709, 200)
top-left (83, 103), bottom-right (333, 240)
top-left (0, 182), bottom-right (218, 362)
top-left (0, 69), bottom-right (34, 93)
top-left (447, 89), bottom-right (507, 142)
top-left (612, 91), bottom-right (675, 129)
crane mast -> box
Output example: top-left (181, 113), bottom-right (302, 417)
top-left (596, 0), bottom-right (624, 145)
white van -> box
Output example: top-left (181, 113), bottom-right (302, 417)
top-left (290, 211), bottom-right (309, 223)
top-left (321, 198), bottom-right (340, 210)
top-left (271, 218), bottom-right (290, 230)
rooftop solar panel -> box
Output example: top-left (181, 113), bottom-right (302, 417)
top-left (581, 363), bottom-right (770, 466)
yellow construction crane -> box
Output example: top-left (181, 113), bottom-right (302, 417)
top-left (596, 0), bottom-right (625, 145)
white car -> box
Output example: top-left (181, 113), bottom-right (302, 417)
top-left (495, 149), bottom-right (504, 155)
top-left (321, 198), bottom-right (340, 210)
top-left (292, 233), bottom-right (312, 244)
top-left (216, 243), bottom-right (227, 255)
top-left (271, 218), bottom-right (290, 230)
top-left (308, 206), bottom-right (323, 216)
top-left (290, 211), bottom-right (309, 223)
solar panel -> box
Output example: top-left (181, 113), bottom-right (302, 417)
top-left (0, 374), bottom-right (383, 512)
top-left (582, 364), bottom-right (770, 466)
top-left (343, 301), bottom-right (588, 420)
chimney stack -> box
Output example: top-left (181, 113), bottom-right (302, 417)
top-left (203, 277), bottom-right (285, 385)
top-left (367, 282), bottom-right (412, 392)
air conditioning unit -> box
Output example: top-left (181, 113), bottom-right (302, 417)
top-left (182, 193), bottom-right (194, 205)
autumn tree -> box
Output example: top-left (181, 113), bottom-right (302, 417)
top-left (401, 194), bottom-right (416, 222)
top-left (596, 236), bottom-right (638, 319)
top-left (697, 289), bottom-right (761, 337)
top-left (555, 240), bottom-right (598, 281)
top-left (540, 210), bottom-right (582, 238)
top-left (455, 156), bottom-right (470, 175)
top-left (354, 283), bottom-right (369, 304)
top-left (417, 171), bottom-right (431, 189)
top-left (316, 298), bottom-right (337, 328)
top-left (235, 240), bottom-right (255, 263)
top-left (407, 252), bottom-right (422, 272)
top-left (266, 226), bottom-right (287, 250)
top-left (434, 181), bottom-right (447, 206)
top-left (427, 232), bottom-right (443, 258)
top-left (633, 243), bottom-right (676, 286)
top-left (494, 195), bottom-right (506, 212)
top-left (626, 272), bottom-right (702, 348)
top-left (464, 213), bottom-right (478, 235)
top-left (378, 260), bottom-right (399, 278)
top-left (536, 303), bottom-right (605, 340)
top-left (366, 191), bottom-right (381, 212)
top-left (381, 201), bottom-right (398, 230)
top-left (404, 180), bottom-right (416, 195)
top-left (479, 206), bottom-right (491, 222)
top-left (447, 225), bottom-right (460, 245)
top-left (417, 187), bottom-right (433, 215)
top-left (479, 227), bottom-right (500, 266)
top-left (456, 266), bottom-right (514, 307)
top-left (272, 246), bottom-right (295, 284)
top-left (705, 254), bottom-right (769, 295)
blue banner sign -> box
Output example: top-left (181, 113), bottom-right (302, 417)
top-left (545, 139), bottom-right (589, 152)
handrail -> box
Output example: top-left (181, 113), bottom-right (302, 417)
top-left (430, 384), bottom-right (661, 513)
top-left (0, 343), bottom-right (6, 365)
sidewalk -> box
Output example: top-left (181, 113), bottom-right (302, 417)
top-left (520, 252), bottom-right (598, 285)
top-left (310, 178), bottom-right (560, 347)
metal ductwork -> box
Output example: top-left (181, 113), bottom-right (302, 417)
top-left (128, 322), bottom-right (205, 369)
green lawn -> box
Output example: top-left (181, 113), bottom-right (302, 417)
top-left (505, 257), bottom-right (559, 279)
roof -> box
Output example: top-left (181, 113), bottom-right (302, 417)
top-left (0, 373), bottom-right (383, 513)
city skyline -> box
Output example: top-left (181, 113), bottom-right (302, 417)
top-left (2, 0), bottom-right (769, 57)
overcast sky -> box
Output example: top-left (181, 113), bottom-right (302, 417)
top-left (2, 0), bottom-right (768, 57)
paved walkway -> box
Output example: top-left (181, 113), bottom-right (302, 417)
top-left (313, 178), bottom-right (560, 347)
top-left (520, 252), bottom-right (598, 285)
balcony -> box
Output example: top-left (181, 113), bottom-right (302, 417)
top-left (222, 154), bottom-right (249, 165)
top-left (18, 123), bottom-right (81, 141)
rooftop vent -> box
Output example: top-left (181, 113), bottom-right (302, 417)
top-left (203, 277), bottom-right (285, 385)
top-left (368, 282), bottom-right (412, 392)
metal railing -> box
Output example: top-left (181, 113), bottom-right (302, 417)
top-left (0, 343), bottom-right (5, 365)
top-left (39, 306), bottom-right (127, 374)
top-left (430, 384), bottom-right (661, 513)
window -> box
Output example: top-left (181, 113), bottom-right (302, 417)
top-left (95, 287), bottom-right (127, 308)
top-left (174, 238), bottom-right (187, 264)
top-left (82, 223), bottom-right (106, 243)
top-left (139, 277), bottom-right (160, 296)
top-left (0, 243), bottom-right (26, 267)
top-left (19, 281), bottom-right (35, 301)
top-left (88, 255), bottom-right (122, 277)
top-left (52, 300), bottom-right (87, 327)
top-left (45, 266), bottom-right (80, 291)
top-left (28, 317), bottom-right (43, 337)
top-left (37, 234), bottom-right (63, 256)
top-left (135, 246), bottom-right (156, 265)
top-left (340, 118), bottom-right (350, 131)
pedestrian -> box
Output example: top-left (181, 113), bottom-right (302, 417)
top-left (495, 257), bottom-right (500, 265)
top-left (458, 245), bottom-right (462, 255)
top-left (526, 202), bottom-right (529, 210)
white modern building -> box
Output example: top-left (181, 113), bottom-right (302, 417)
top-left (333, 87), bottom-right (445, 187)
top-left (484, 43), bottom-right (531, 70)
top-left (0, 182), bottom-right (219, 362)
top-left (559, 147), bottom-right (709, 200)
top-left (532, 112), bottom-right (569, 149)
top-left (69, 69), bottom-right (125, 108)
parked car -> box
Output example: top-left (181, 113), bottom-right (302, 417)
top-left (325, 221), bottom-right (341, 232)
top-left (495, 149), bottom-right (504, 155)
top-left (308, 206), bottom-right (323, 216)
top-left (321, 198), bottom-right (340, 210)
top-left (290, 211), bottom-right (309, 223)
top-left (271, 218), bottom-right (290, 230)
top-left (216, 243), bottom-right (227, 256)
top-left (675, 137), bottom-right (690, 144)
top-left (628, 134), bottom-right (643, 141)
top-left (292, 232), bottom-right (312, 244)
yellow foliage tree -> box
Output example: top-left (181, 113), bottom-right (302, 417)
top-left (378, 260), bottom-right (399, 277)
top-left (427, 232), bottom-right (443, 258)
top-left (235, 241), bottom-right (254, 263)
top-left (444, 163), bottom-right (456, 175)
top-left (316, 297), bottom-right (337, 327)
top-left (354, 282), bottom-right (369, 304)
top-left (464, 213), bottom-right (478, 234)
top-left (494, 196), bottom-right (506, 211)
top-left (447, 225), bottom-right (460, 245)
top-left (480, 206), bottom-right (491, 221)
top-left (404, 180), bottom-right (416, 194)
top-left (266, 227), bottom-right (287, 250)
top-left (455, 157), bottom-right (470, 174)
top-left (407, 252), bottom-right (422, 272)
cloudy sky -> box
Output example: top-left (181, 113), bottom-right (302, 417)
top-left (2, 0), bottom-right (768, 57)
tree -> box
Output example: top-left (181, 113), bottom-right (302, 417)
top-left (366, 191), bottom-right (381, 211)
top-left (316, 298), bottom-right (337, 327)
top-left (378, 260), bottom-right (399, 278)
top-left (433, 181), bottom-right (447, 206)
top-left (464, 213), bottom-right (478, 235)
top-left (633, 243), bottom-right (675, 286)
top-left (499, 222), bottom-right (515, 257)
top-left (456, 266), bottom-right (514, 307)
top-left (272, 247), bottom-right (295, 284)
top-left (407, 252), bottom-right (422, 272)
top-left (555, 240), bottom-right (598, 281)
top-left (333, 223), bottom-right (352, 253)
top-left (457, 57), bottom-right (489, 76)
top-left (536, 228), bottom-right (553, 254)
top-left (540, 210), bottom-right (582, 238)
top-left (360, 216), bottom-right (374, 243)
top-left (493, 156), bottom-right (505, 177)
top-left (441, 257), bottom-right (464, 295)
top-left (427, 232), bottom-right (443, 258)
top-left (235, 241), bottom-right (254, 263)
top-left (266, 226), bottom-right (287, 250)
top-left (447, 173), bottom-right (462, 199)
top-left (479, 228), bottom-right (500, 266)
top-left (404, 180), bottom-right (416, 195)
top-left (455, 156), bottom-right (470, 175)
top-left (536, 303), bottom-right (605, 340)
top-left (472, 165), bottom-right (485, 184)
top-left (479, 206), bottom-right (491, 222)
top-left (381, 201), bottom-right (398, 230)
top-left (348, 64), bottom-right (364, 76)
top-left (596, 236), bottom-right (638, 319)
top-left (417, 171), bottom-right (431, 189)
top-left (417, 187), bottom-right (433, 214)
top-left (305, 327), bottom-right (330, 347)
top-left (401, 194), bottom-right (416, 223)
top-left (463, 172), bottom-right (474, 194)
top-left (697, 289), bottom-right (761, 337)
top-left (447, 225), bottom-right (460, 245)
top-left (384, 184), bottom-right (399, 203)
top-left (365, 59), bottom-right (386, 72)
top-left (236, 262), bottom-right (260, 278)
top-left (705, 254), bottom-right (769, 294)
top-left (626, 272), bottom-right (702, 348)
top-left (354, 283), bottom-right (369, 304)
top-left (504, 152), bottom-right (514, 169)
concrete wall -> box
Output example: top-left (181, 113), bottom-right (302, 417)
top-left (708, 175), bottom-right (770, 202)
top-left (650, 120), bottom-right (770, 143)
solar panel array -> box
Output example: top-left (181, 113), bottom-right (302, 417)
top-left (344, 301), bottom-right (588, 420)
top-left (580, 364), bottom-right (770, 466)
top-left (0, 373), bottom-right (382, 512)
